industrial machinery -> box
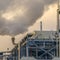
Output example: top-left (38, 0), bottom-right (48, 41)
top-left (20, 31), bottom-right (57, 60)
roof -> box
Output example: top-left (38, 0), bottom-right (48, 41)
top-left (20, 31), bottom-right (60, 44)
top-left (29, 31), bottom-right (56, 39)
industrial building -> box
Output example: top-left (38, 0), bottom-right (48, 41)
top-left (0, 30), bottom-right (58, 60)
top-left (20, 31), bottom-right (59, 60)
top-left (0, 0), bottom-right (60, 60)
top-left (5, 30), bottom-right (59, 60)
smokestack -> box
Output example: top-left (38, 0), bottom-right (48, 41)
top-left (40, 21), bottom-right (42, 31)
top-left (57, 0), bottom-right (59, 33)
top-left (11, 37), bottom-right (17, 45)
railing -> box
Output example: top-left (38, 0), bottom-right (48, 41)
top-left (0, 56), bottom-right (18, 60)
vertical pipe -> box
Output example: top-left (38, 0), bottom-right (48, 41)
top-left (57, 0), bottom-right (59, 33)
top-left (18, 43), bottom-right (20, 60)
top-left (40, 21), bottom-right (42, 31)
top-left (26, 46), bottom-right (28, 57)
top-left (26, 35), bottom-right (28, 57)
top-left (56, 0), bottom-right (60, 57)
top-left (56, 9), bottom-right (59, 57)
top-left (57, 9), bottom-right (59, 34)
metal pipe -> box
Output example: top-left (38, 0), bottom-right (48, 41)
top-left (11, 37), bottom-right (17, 45)
top-left (56, 0), bottom-right (60, 57)
top-left (57, 9), bottom-right (59, 34)
top-left (40, 21), bottom-right (42, 31)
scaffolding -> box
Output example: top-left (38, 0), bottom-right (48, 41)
top-left (19, 32), bottom-right (57, 60)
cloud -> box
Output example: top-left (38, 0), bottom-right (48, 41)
top-left (0, 0), bottom-right (12, 11)
top-left (0, 0), bottom-right (57, 36)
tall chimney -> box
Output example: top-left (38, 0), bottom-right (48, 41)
top-left (57, 0), bottom-right (60, 33)
top-left (40, 21), bottom-right (42, 31)
top-left (11, 37), bottom-right (17, 45)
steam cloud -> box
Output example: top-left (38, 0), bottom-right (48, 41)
top-left (0, 0), bottom-right (57, 36)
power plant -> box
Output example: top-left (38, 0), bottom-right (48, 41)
top-left (0, 0), bottom-right (60, 60)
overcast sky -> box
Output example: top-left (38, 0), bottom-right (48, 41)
top-left (0, 0), bottom-right (58, 51)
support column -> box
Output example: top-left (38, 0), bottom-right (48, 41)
top-left (26, 46), bottom-right (28, 57)
top-left (18, 43), bottom-right (20, 60)
top-left (57, 9), bottom-right (60, 57)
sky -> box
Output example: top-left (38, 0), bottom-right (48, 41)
top-left (0, 0), bottom-right (58, 51)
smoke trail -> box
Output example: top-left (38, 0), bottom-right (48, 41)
top-left (0, 0), bottom-right (57, 36)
